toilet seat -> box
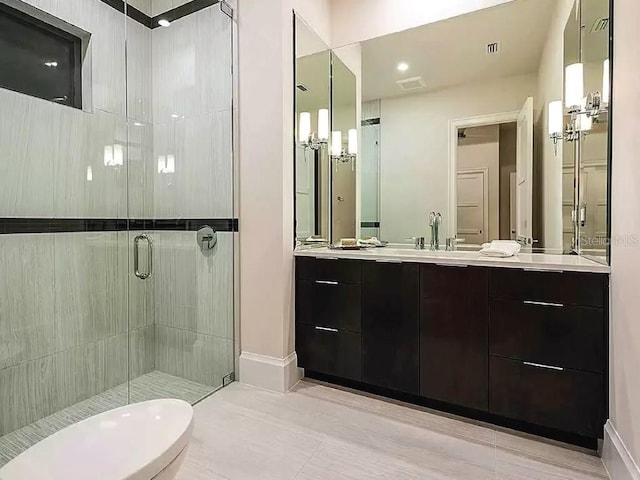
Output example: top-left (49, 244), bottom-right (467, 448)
top-left (0, 399), bottom-right (194, 480)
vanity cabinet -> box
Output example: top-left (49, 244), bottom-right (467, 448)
top-left (295, 257), bottom-right (362, 381)
top-left (295, 255), bottom-right (609, 447)
top-left (420, 264), bottom-right (489, 411)
top-left (487, 268), bottom-right (607, 439)
top-left (362, 261), bottom-right (420, 394)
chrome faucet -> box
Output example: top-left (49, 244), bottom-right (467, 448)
top-left (428, 212), bottom-right (442, 250)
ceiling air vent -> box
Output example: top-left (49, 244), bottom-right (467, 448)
top-left (590, 17), bottom-right (609, 33)
top-left (486, 42), bottom-right (501, 55)
top-left (296, 84), bottom-right (308, 92)
top-left (396, 76), bottom-right (426, 91)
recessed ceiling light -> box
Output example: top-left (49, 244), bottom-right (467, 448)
top-left (158, 19), bottom-right (171, 27)
top-left (44, 61), bottom-right (58, 68)
top-left (397, 62), bottom-right (409, 72)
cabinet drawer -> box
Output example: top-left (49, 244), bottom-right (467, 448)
top-left (489, 357), bottom-right (604, 438)
top-left (490, 299), bottom-right (604, 373)
top-left (489, 269), bottom-right (607, 307)
top-left (296, 324), bottom-right (361, 381)
top-left (296, 279), bottom-right (361, 332)
top-left (296, 257), bottom-right (361, 284)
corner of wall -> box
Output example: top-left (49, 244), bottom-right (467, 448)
top-left (604, 421), bottom-right (640, 480)
top-left (238, 351), bottom-right (302, 393)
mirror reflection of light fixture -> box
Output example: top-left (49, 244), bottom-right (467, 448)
top-left (348, 129), bottom-right (358, 155)
top-left (551, 59), bottom-right (610, 152)
top-left (298, 109), bottom-right (329, 150)
top-left (602, 58), bottom-right (610, 105)
top-left (158, 154), bottom-right (176, 174)
top-left (331, 129), bottom-right (357, 165)
top-left (548, 100), bottom-right (564, 155)
top-left (565, 63), bottom-right (584, 111)
top-left (104, 144), bottom-right (124, 167)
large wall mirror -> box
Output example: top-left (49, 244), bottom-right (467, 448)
top-left (561, 0), bottom-right (611, 263)
top-left (294, 0), bottom-right (612, 263)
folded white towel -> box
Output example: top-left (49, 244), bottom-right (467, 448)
top-left (358, 236), bottom-right (383, 247)
top-left (479, 240), bottom-right (521, 258)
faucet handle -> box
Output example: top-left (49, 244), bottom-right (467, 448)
top-left (445, 236), bottom-right (464, 251)
top-left (407, 237), bottom-right (425, 249)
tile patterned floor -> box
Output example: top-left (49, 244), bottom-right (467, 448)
top-left (0, 371), bottom-right (214, 466)
top-left (176, 380), bottom-right (609, 480)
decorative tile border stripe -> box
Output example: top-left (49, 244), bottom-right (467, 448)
top-left (99, 0), bottom-right (220, 29)
top-left (361, 221), bottom-right (380, 228)
top-left (0, 218), bottom-right (238, 234)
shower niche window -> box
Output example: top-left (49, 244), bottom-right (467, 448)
top-left (0, 2), bottom-right (83, 108)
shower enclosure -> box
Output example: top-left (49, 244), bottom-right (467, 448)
top-left (0, 0), bottom-right (235, 465)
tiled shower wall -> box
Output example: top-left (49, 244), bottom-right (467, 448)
top-left (0, 0), bottom-right (234, 436)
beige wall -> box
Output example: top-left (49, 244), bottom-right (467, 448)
top-left (329, 0), bottom-right (515, 47)
top-left (237, 0), bottom-right (331, 372)
top-left (610, 0), bottom-right (640, 471)
top-left (238, 0), bottom-right (295, 361)
top-left (535, 0), bottom-right (574, 250)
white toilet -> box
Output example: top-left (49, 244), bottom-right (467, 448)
top-left (0, 399), bottom-right (194, 480)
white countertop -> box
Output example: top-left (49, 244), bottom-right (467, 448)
top-left (294, 246), bottom-right (610, 273)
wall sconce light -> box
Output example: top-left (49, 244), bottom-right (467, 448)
top-left (331, 129), bottom-right (358, 165)
top-left (299, 109), bottom-right (329, 150)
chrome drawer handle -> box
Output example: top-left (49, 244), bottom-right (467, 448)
top-left (375, 259), bottom-right (402, 263)
top-left (436, 263), bottom-right (468, 268)
top-left (315, 280), bottom-right (338, 285)
top-left (523, 300), bottom-right (564, 308)
top-left (315, 326), bottom-right (338, 333)
top-left (523, 361), bottom-right (564, 371)
top-left (523, 268), bottom-right (564, 273)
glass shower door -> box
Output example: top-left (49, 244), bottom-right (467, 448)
top-left (125, 0), bottom-right (235, 404)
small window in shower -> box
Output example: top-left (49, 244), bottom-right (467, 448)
top-left (0, 2), bottom-right (82, 108)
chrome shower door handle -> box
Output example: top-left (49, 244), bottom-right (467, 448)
top-left (134, 234), bottom-right (153, 280)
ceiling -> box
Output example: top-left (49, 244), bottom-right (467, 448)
top-left (358, 0), bottom-right (557, 101)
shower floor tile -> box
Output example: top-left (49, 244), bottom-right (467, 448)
top-left (0, 371), bottom-right (216, 467)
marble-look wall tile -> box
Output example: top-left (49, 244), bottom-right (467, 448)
top-left (151, 0), bottom-right (191, 17)
top-left (54, 109), bottom-right (128, 218)
top-left (0, 333), bottom-right (129, 436)
top-left (129, 0), bottom-right (152, 16)
top-left (155, 324), bottom-right (233, 388)
top-left (152, 5), bottom-right (232, 122)
top-left (194, 233), bottom-right (234, 340)
top-left (129, 325), bottom-right (155, 378)
top-left (127, 17), bottom-right (153, 124)
top-left (152, 232), bottom-right (233, 340)
top-left (153, 109), bottom-right (233, 218)
top-left (53, 232), bottom-right (128, 352)
top-left (0, 90), bottom-right (62, 217)
top-left (0, 235), bottom-right (56, 371)
top-left (127, 122), bottom-right (155, 220)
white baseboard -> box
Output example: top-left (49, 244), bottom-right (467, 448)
top-left (238, 351), bottom-right (302, 393)
top-left (603, 420), bottom-right (640, 480)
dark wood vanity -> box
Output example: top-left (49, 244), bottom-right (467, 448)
top-left (295, 255), bottom-right (609, 448)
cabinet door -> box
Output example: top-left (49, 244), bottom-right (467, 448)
top-left (420, 265), bottom-right (489, 411)
top-left (296, 324), bottom-right (361, 381)
top-left (490, 357), bottom-right (604, 438)
top-left (362, 261), bottom-right (420, 394)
